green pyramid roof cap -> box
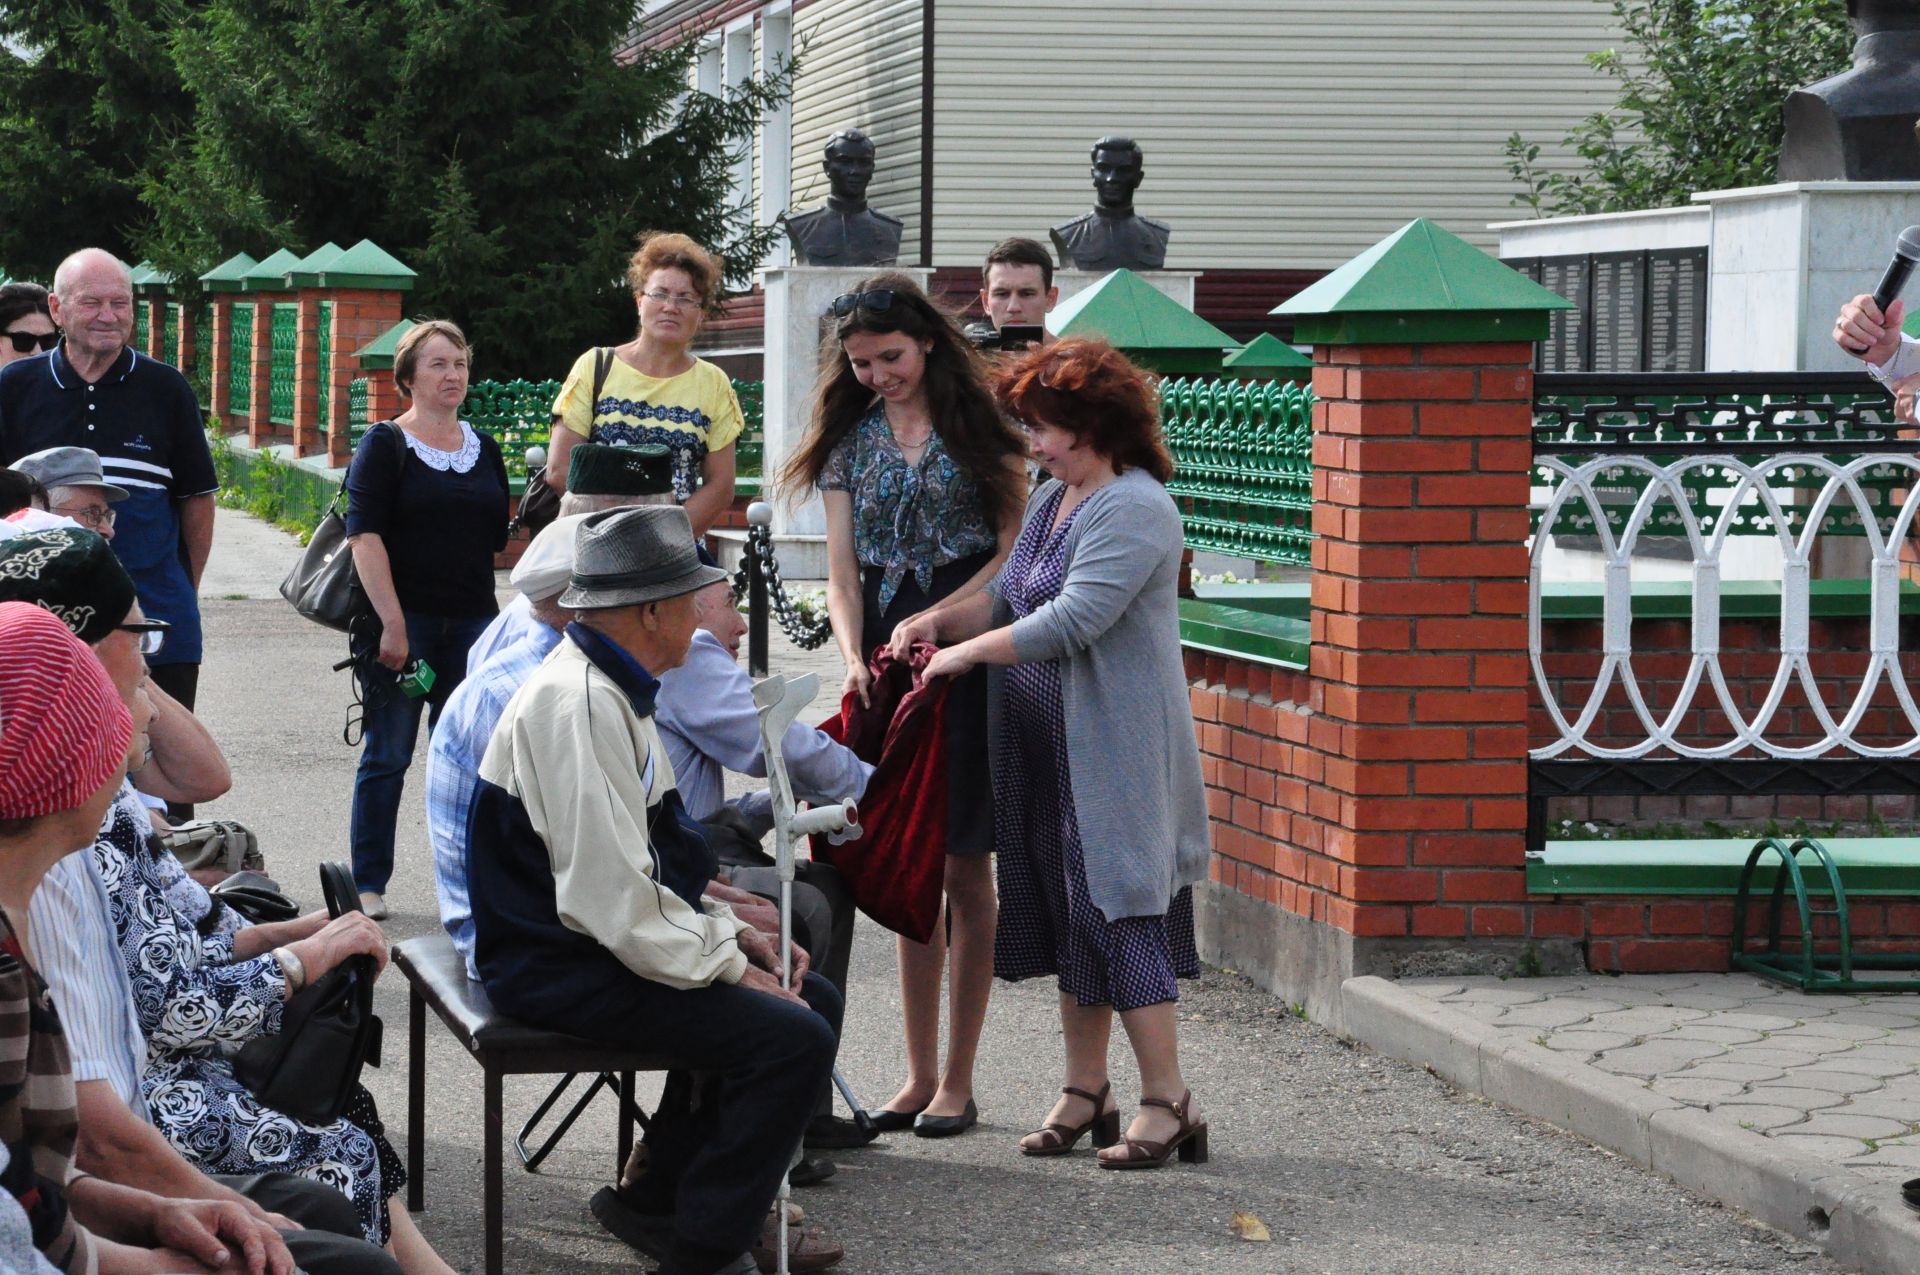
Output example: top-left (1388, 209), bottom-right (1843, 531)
top-left (199, 252), bottom-right (257, 293)
top-left (318, 240), bottom-right (415, 291)
top-left (354, 318), bottom-right (416, 369)
top-left (1223, 332), bottom-right (1314, 371)
top-left (131, 261), bottom-right (176, 294)
top-left (1274, 218), bottom-right (1571, 344)
top-left (284, 242), bottom-right (345, 290)
top-left (241, 248), bottom-right (304, 292)
top-left (1046, 269), bottom-right (1235, 352)
top-left (128, 261), bottom-right (155, 286)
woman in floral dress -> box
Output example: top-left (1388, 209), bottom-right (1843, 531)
top-left (779, 274), bottom-right (1028, 1138)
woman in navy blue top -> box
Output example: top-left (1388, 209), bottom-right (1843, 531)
top-left (344, 320), bottom-right (508, 916)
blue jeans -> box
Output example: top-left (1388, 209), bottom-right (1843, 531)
top-left (349, 611), bottom-right (490, 895)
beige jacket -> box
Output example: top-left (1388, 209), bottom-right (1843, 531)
top-left (478, 637), bottom-right (749, 989)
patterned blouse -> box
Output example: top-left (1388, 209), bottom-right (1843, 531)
top-left (818, 406), bottom-right (999, 610)
top-left (0, 911), bottom-right (93, 1275)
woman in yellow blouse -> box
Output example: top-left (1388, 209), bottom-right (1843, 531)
top-left (544, 234), bottom-right (743, 536)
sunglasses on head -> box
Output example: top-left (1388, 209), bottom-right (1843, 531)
top-left (3, 329), bottom-right (57, 355)
top-left (827, 289), bottom-right (898, 318)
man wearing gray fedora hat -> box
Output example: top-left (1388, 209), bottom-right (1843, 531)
top-left (465, 505), bottom-right (846, 1275)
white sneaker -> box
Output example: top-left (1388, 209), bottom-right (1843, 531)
top-left (358, 891), bottom-right (389, 920)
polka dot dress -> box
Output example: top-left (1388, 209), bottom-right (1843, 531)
top-left (993, 486), bottom-right (1199, 1012)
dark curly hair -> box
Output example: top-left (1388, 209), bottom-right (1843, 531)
top-left (778, 273), bottom-right (1027, 529)
top-left (995, 338), bottom-right (1172, 482)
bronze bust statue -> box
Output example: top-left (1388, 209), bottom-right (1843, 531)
top-left (1779, 0), bottom-right (1920, 180)
top-left (1049, 137), bottom-right (1171, 272)
top-left (783, 129), bottom-right (903, 267)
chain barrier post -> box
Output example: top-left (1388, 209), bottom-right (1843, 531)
top-left (746, 501), bottom-right (772, 678)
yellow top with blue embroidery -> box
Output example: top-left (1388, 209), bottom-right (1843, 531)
top-left (551, 351), bottom-right (745, 502)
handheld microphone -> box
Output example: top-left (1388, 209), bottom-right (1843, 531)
top-left (1847, 225), bottom-right (1920, 356)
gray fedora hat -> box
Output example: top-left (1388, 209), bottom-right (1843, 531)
top-left (10, 446), bottom-right (130, 502)
top-left (560, 505), bottom-right (728, 610)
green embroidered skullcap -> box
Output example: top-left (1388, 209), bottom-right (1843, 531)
top-left (0, 527), bottom-right (137, 645)
top-left (568, 442), bottom-right (675, 497)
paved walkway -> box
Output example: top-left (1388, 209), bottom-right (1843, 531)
top-left (196, 510), bottom-right (1846, 1273)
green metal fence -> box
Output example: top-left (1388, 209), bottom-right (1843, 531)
top-left (268, 303), bottom-right (297, 425)
top-left (134, 305), bottom-right (149, 354)
top-left (228, 303), bottom-right (254, 415)
top-left (1163, 377), bottom-right (1316, 566)
top-left (315, 301), bottom-right (333, 435)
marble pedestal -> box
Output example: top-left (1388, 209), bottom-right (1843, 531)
top-left (1052, 269), bottom-right (1199, 310)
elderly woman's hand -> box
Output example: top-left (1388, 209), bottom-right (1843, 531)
top-left (924, 642), bottom-right (978, 681)
top-left (286, 912), bottom-right (390, 989)
top-left (375, 624), bottom-right (409, 672)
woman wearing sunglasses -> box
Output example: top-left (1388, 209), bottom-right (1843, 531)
top-left (543, 233), bottom-right (743, 535)
top-left (781, 274), bottom-right (1028, 1139)
top-left (0, 283), bottom-right (57, 370)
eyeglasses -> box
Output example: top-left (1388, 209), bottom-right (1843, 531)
top-left (2, 329), bottom-right (58, 355)
top-left (642, 289), bottom-right (702, 310)
top-left (116, 619), bottom-right (169, 656)
top-left (52, 503), bottom-right (114, 530)
top-left (827, 289), bottom-right (897, 318)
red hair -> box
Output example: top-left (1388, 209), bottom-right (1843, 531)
top-left (995, 338), bottom-right (1172, 482)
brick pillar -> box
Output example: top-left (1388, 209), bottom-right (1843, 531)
top-left (143, 298), bottom-right (168, 360)
top-left (1305, 342), bottom-right (1536, 942)
top-left (328, 288), bottom-right (406, 466)
top-left (292, 291), bottom-right (322, 457)
top-left (247, 292), bottom-right (284, 447)
top-left (173, 304), bottom-right (197, 386)
top-left (207, 298), bottom-right (234, 429)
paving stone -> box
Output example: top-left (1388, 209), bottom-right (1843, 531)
top-left (1708, 1012), bottom-right (1803, 1032)
top-left (1764, 1069), bottom-right (1887, 1095)
top-left (1829, 1094), bottom-right (1920, 1124)
top-left (1767, 1132), bottom-right (1874, 1158)
top-left (1836, 1044), bottom-right (1920, 1066)
top-left (1662, 990), bottom-right (1759, 1011)
top-left (1759, 1031), bottom-right (1876, 1054)
top-left (1488, 1001), bottom-right (1607, 1030)
top-left (1451, 1001), bottom-right (1511, 1024)
top-left (1537, 1029), bottom-right (1635, 1054)
top-left (1445, 986), bottom-right (1548, 1006)
top-left (1739, 1084), bottom-right (1852, 1110)
top-left (1583, 1007), bottom-right (1710, 1034)
top-left (1824, 1008), bottom-right (1920, 1029)
top-left (1707, 1103), bottom-right (1809, 1132)
top-left (1679, 1061), bottom-right (1787, 1084)
top-left (1791, 1112), bottom-right (1913, 1140)
top-left (1805, 1054), bottom-right (1917, 1079)
top-left (1400, 981), bottom-right (1467, 1000)
top-left (1650, 1076), bottom-right (1747, 1105)
top-left (1772, 1019), bottom-right (1894, 1041)
top-left (1653, 1024), bottom-right (1767, 1046)
top-left (1843, 1144), bottom-right (1920, 1171)
top-left (1712, 1046), bottom-right (1825, 1069)
top-left (1591, 1039), bottom-right (1726, 1077)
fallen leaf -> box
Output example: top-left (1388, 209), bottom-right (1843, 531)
top-left (1229, 1211), bottom-right (1271, 1242)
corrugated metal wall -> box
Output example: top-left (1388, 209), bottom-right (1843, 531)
top-left (931, 0), bottom-right (1625, 270)
top-left (790, 0), bottom-right (925, 263)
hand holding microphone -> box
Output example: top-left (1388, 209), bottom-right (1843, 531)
top-left (1836, 225), bottom-right (1920, 363)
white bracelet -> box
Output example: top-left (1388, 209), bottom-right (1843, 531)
top-left (273, 946), bottom-right (306, 995)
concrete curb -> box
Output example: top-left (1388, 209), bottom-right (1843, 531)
top-left (1341, 975), bottom-right (1920, 1275)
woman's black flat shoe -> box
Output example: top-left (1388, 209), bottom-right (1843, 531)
top-left (913, 1100), bottom-right (978, 1138)
top-left (868, 1104), bottom-right (927, 1134)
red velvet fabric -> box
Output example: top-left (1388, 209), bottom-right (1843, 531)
top-left (810, 644), bottom-right (949, 943)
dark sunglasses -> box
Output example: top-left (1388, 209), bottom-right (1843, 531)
top-left (827, 289), bottom-right (897, 318)
top-left (117, 618), bottom-right (170, 657)
top-left (3, 329), bottom-right (57, 355)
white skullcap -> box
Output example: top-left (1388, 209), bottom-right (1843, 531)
top-left (510, 512), bottom-right (595, 600)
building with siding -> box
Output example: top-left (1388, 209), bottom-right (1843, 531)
top-left (632, 0), bottom-right (1627, 350)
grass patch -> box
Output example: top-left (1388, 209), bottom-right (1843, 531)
top-left (210, 432), bottom-right (337, 544)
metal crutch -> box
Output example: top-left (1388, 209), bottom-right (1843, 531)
top-left (753, 672), bottom-right (860, 1275)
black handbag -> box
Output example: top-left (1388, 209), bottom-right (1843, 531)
top-left (510, 347), bottom-right (614, 538)
top-left (280, 423), bottom-right (405, 632)
top-left (233, 863), bottom-right (383, 1126)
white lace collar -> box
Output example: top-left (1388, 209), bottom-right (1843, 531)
top-left (397, 421), bottom-right (481, 473)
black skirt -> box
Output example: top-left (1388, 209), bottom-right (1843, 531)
top-left (861, 551), bottom-right (994, 857)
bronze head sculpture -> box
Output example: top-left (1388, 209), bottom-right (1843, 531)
top-left (784, 128), bottom-right (903, 267)
top-left (1779, 0), bottom-right (1920, 180)
top-left (1050, 136), bottom-right (1171, 272)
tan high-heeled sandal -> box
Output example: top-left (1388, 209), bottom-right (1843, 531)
top-left (1019, 1081), bottom-right (1121, 1157)
top-left (1097, 1089), bottom-right (1208, 1170)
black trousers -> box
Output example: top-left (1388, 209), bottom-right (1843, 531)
top-left (213, 1172), bottom-right (401, 1275)
top-left (548, 972), bottom-right (841, 1259)
top-left (146, 661), bottom-right (201, 820)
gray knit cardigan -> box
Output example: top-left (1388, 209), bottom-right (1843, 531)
top-left (986, 468), bottom-right (1210, 921)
